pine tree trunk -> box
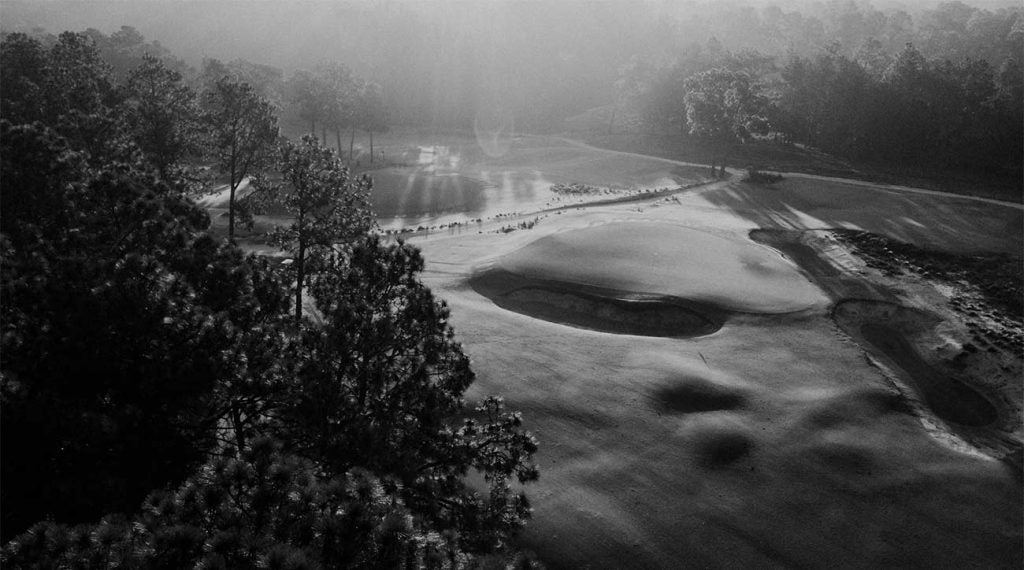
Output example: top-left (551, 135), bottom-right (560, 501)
top-left (310, 118), bottom-right (315, 136)
top-left (370, 131), bottom-right (374, 163)
top-left (295, 239), bottom-right (305, 323)
top-left (322, 125), bottom-right (327, 145)
top-left (228, 148), bottom-right (237, 241)
top-left (336, 130), bottom-right (343, 157)
top-left (228, 184), bottom-right (236, 240)
top-left (349, 128), bottom-right (356, 166)
top-left (231, 404), bottom-right (245, 456)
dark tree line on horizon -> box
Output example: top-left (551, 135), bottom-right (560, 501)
top-left (2, 0), bottom-right (1019, 131)
top-left (629, 37), bottom-right (1023, 184)
top-left (5, 0), bottom-right (1021, 187)
top-left (0, 29), bottom-right (541, 568)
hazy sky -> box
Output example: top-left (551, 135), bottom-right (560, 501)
top-left (3, 0), bottom-right (1020, 128)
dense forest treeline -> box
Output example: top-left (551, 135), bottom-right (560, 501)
top-left (0, 25), bottom-right (389, 160)
top-left (0, 28), bottom-right (541, 567)
top-left (2, 0), bottom-right (1021, 129)
top-left (628, 37), bottom-right (1023, 184)
top-left (5, 0), bottom-right (1020, 189)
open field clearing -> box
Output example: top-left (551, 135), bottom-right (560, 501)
top-left (342, 132), bottom-right (1024, 568)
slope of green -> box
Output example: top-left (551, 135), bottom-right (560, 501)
top-left (495, 222), bottom-right (827, 313)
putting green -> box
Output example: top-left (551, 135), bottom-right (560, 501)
top-left (498, 222), bottom-right (827, 313)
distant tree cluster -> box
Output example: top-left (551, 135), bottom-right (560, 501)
top-left (1, 1), bottom-right (1021, 132)
top-left (776, 41), bottom-right (1022, 176)
top-left (595, 3), bottom-right (1024, 183)
top-left (287, 63), bottom-right (389, 163)
top-left (657, 1), bottom-right (1024, 65)
top-left (632, 32), bottom-right (1022, 182)
top-left (0, 29), bottom-right (538, 567)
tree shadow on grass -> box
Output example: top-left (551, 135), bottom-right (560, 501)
top-left (699, 180), bottom-right (1023, 255)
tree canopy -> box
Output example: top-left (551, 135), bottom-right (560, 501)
top-left (252, 135), bottom-right (374, 322)
top-left (633, 33), bottom-right (1021, 187)
top-left (0, 28), bottom-right (538, 567)
top-left (683, 68), bottom-right (769, 175)
top-left (203, 75), bottom-right (279, 240)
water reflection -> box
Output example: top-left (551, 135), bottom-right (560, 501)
top-left (368, 143), bottom-right (548, 227)
top-left (369, 170), bottom-right (487, 217)
top-left (415, 145), bottom-right (461, 171)
top-left (366, 138), bottom-right (704, 229)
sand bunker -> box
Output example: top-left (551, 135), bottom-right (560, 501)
top-left (498, 222), bottom-right (826, 313)
top-left (470, 222), bottom-right (825, 336)
top-left (471, 270), bottom-right (723, 337)
top-left (833, 300), bottom-right (998, 428)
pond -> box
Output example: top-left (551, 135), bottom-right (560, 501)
top-left (367, 169), bottom-right (489, 218)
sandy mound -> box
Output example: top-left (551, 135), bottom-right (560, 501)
top-left (800, 386), bottom-right (911, 429)
top-left (484, 219), bottom-right (825, 310)
top-left (469, 221), bottom-right (826, 336)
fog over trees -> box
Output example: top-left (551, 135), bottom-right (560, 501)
top-left (3, 0), bottom-right (1021, 126)
top-left (4, 0), bottom-right (1021, 184)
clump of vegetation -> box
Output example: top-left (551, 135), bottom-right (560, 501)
top-left (743, 167), bottom-right (784, 184)
top-left (835, 229), bottom-right (1024, 366)
top-left (834, 229), bottom-right (1023, 320)
top-left (551, 182), bottom-right (607, 195)
top-left (499, 217), bottom-right (541, 233)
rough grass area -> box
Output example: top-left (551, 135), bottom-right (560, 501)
top-left (749, 228), bottom-right (1020, 457)
top-left (833, 229), bottom-right (1024, 320)
top-left (799, 387), bottom-right (911, 429)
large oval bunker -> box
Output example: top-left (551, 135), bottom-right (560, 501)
top-left (470, 222), bottom-right (825, 336)
top-left (497, 222), bottom-right (825, 313)
top-left (471, 270), bottom-right (724, 337)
